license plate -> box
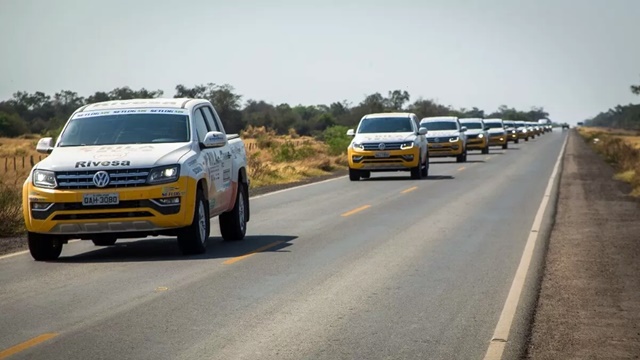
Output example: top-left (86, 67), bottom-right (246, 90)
top-left (83, 193), bottom-right (119, 206)
top-left (374, 151), bottom-right (390, 158)
top-left (431, 144), bottom-right (443, 148)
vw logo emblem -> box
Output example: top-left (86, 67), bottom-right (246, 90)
top-left (378, 143), bottom-right (386, 150)
top-left (93, 171), bottom-right (110, 188)
top-left (434, 138), bottom-right (440, 143)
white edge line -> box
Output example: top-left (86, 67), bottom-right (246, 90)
top-left (250, 175), bottom-right (347, 200)
top-left (1, 176), bottom-right (347, 260)
top-left (483, 134), bottom-right (569, 360)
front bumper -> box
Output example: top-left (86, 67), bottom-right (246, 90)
top-left (507, 131), bottom-right (518, 141)
top-left (348, 147), bottom-right (419, 170)
top-left (22, 176), bottom-right (197, 235)
top-left (427, 140), bottom-right (464, 157)
top-left (489, 134), bottom-right (507, 146)
top-left (466, 137), bottom-right (488, 150)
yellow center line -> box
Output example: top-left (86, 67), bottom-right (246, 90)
top-left (401, 186), bottom-right (418, 194)
top-left (223, 241), bottom-right (285, 265)
top-left (0, 333), bottom-right (58, 359)
top-left (341, 205), bottom-right (371, 217)
top-left (458, 166), bottom-right (466, 171)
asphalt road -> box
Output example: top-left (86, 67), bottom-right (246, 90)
top-left (0, 131), bottom-right (567, 360)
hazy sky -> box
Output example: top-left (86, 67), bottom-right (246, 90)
top-left (1, 0), bottom-right (638, 124)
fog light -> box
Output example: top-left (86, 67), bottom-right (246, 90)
top-left (31, 202), bottom-right (53, 211)
top-left (352, 156), bottom-right (363, 162)
top-left (500, 138), bottom-right (504, 141)
top-left (451, 145), bottom-right (459, 150)
top-left (158, 197), bottom-right (180, 205)
top-left (402, 155), bottom-right (414, 160)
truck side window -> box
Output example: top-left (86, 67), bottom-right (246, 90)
top-left (193, 108), bottom-right (211, 143)
top-left (201, 106), bottom-right (221, 132)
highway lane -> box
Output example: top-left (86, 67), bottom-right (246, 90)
top-left (0, 132), bottom-right (566, 360)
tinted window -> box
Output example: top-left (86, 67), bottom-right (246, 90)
top-left (201, 106), bottom-right (221, 132)
top-left (461, 122), bottom-right (483, 129)
top-left (357, 117), bottom-right (415, 133)
top-left (193, 109), bottom-right (210, 143)
top-left (58, 113), bottom-right (190, 146)
top-left (484, 122), bottom-right (504, 129)
top-left (422, 121), bottom-right (458, 131)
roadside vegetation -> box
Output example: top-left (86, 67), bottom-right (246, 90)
top-left (578, 76), bottom-right (640, 195)
top-left (0, 83), bottom-right (553, 237)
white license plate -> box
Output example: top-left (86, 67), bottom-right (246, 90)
top-left (431, 144), bottom-right (443, 148)
top-left (374, 151), bottom-right (390, 158)
top-left (83, 193), bottom-right (119, 206)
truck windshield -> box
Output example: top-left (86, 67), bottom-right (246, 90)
top-left (58, 114), bottom-right (190, 147)
top-left (422, 121), bottom-right (458, 131)
top-left (484, 122), bottom-right (504, 129)
top-left (357, 117), bottom-right (414, 133)
top-left (460, 122), bottom-right (483, 129)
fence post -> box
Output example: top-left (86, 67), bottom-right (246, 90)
top-left (4, 158), bottom-right (6, 172)
top-left (13, 157), bottom-right (16, 171)
top-left (30, 155), bottom-right (34, 167)
top-left (22, 156), bottom-right (25, 168)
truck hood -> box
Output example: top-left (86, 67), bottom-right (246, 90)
top-left (425, 130), bottom-right (460, 138)
top-left (464, 129), bottom-right (484, 136)
top-left (36, 143), bottom-right (192, 171)
top-left (353, 132), bottom-right (416, 143)
top-left (488, 128), bottom-right (506, 135)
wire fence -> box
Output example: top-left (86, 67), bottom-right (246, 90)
top-left (2, 155), bottom-right (46, 172)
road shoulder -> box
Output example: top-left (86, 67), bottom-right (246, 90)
top-left (525, 130), bottom-right (640, 359)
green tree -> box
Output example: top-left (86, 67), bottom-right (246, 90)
top-left (0, 111), bottom-right (29, 137)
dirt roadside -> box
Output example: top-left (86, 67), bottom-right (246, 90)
top-left (525, 131), bottom-right (640, 359)
top-left (0, 169), bottom-right (348, 257)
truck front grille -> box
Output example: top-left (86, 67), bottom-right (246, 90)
top-left (55, 168), bottom-right (151, 189)
top-left (362, 142), bottom-right (404, 151)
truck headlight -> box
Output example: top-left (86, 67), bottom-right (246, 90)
top-left (400, 141), bottom-right (414, 150)
top-left (449, 137), bottom-right (459, 142)
top-left (147, 165), bottom-right (180, 185)
top-left (352, 142), bottom-right (364, 150)
top-left (33, 170), bottom-right (57, 189)
top-left (477, 134), bottom-right (484, 138)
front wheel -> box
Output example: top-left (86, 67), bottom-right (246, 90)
top-left (177, 187), bottom-right (209, 255)
top-left (411, 155), bottom-right (423, 179)
top-left (421, 155), bottom-right (429, 177)
top-left (349, 168), bottom-right (360, 181)
top-left (502, 142), bottom-right (509, 150)
top-left (220, 181), bottom-right (248, 241)
top-left (515, 139), bottom-right (519, 144)
top-left (28, 232), bottom-right (63, 261)
top-left (482, 146), bottom-right (489, 154)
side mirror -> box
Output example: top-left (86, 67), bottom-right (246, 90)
top-left (201, 131), bottom-right (227, 148)
top-left (418, 127), bottom-right (428, 135)
top-left (346, 129), bottom-right (355, 136)
top-left (36, 137), bottom-right (54, 154)
top-left (484, 127), bottom-right (490, 131)
top-left (460, 126), bottom-right (467, 132)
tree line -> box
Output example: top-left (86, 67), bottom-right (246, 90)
top-left (0, 83), bottom-right (552, 138)
top-left (583, 78), bottom-right (640, 129)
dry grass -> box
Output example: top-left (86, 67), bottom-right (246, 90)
top-left (0, 134), bottom-right (346, 236)
top-left (578, 127), bottom-right (640, 196)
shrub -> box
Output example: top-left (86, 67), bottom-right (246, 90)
top-left (271, 141), bottom-right (315, 162)
top-left (0, 184), bottom-right (23, 237)
top-left (322, 125), bottom-right (352, 156)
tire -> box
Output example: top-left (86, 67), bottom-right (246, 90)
top-left (349, 168), bottom-right (360, 181)
top-left (502, 142), bottom-right (508, 150)
top-left (220, 181), bottom-right (248, 241)
top-left (92, 236), bottom-right (117, 246)
top-left (515, 139), bottom-right (519, 144)
top-left (456, 150), bottom-right (466, 163)
top-left (361, 171), bottom-right (371, 179)
top-left (525, 137), bottom-right (529, 142)
top-left (28, 232), bottom-right (63, 261)
top-left (481, 146), bottom-right (489, 154)
top-left (411, 155), bottom-right (423, 179)
top-left (177, 187), bottom-right (209, 255)
top-left (420, 155), bottom-right (429, 177)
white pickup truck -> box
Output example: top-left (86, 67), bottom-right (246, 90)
top-left (23, 98), bottom-right (250, 261)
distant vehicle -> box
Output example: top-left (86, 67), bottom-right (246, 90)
top-left (459, 118), bottom-right (490, 154)
top-left (538, 119), bottom-right (552, 133)
top-left (562, 123), bottom-right (570, 130)
top-left (420, 116), bottom-right (468, 163)
top-left (515, 121), bottom-right (530, 141)
top-left (483, 118), bottom-right (509, 149)
top-left (577, 122), bottom-right (584, 127)
top-left (23, 98), bottom-right (250, 261)
top-left (503, 120), bottom-right (519, 143)
top-left (346, 112), bottom-right (429, 181)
